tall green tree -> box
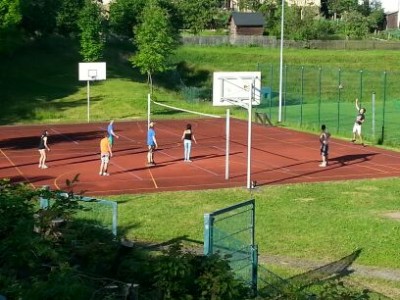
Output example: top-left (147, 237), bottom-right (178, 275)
top-left (176, 0), bottom-right (219, 34)
top-left (0, 0), bottom-right (21, 30)
top-left (56, 0), bottom-right (85, 37)
top-left (78, 0), bottom-right (106, 61)
top-left (328, 0), bottom-right (359, 20)
top-left (20, 0), bottom-right (61, 36)
top-left (0, 0), bottom-right (22, 53)
top-left (108, 0), bottom-right (146, 38)
top-left (340, 10), bottom-right (369, 39)
top-left (239, 0), bottom-right (262, 12)
top-left (368, 0), bottom-right (385, 32)
top-left (131, 0), bottom-right (178, 93)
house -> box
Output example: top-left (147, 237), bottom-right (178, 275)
top-left (229, 12), bottom-right (265, 37)
top-left (385, 10), bottom-right (400, 29)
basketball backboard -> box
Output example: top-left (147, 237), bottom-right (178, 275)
top-left (79, 62), bottom-right (106, 81)
top-left (213, 72), bottom-right (261, 107)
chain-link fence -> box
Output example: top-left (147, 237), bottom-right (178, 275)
top-left (256, 64), bottom-right (400, 146)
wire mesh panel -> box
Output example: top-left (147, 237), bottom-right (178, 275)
top-left (39, 193), bottom-right (118, 236)
top-left (75, 197), bottom-right (118, 236)
top-left (257, 64), bottom-right (400, 146)
top-left (204, 199), bottom-right (257, 292)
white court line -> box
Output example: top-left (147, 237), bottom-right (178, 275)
top-left (136, 122), bottom-right (144, 133)
top-left (50, 128), bottom-right (79, 144)
top-left (159, 150), bottom-right (219, 176)
top-left (0, 149), bottom-right (35, 188)
top-left (109, 160), bottom-right (143, 180)
top-left (98, 126), bottom-right (138, 143)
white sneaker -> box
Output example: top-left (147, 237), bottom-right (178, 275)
top-left (319, 163), bottom-right (327, 167)
top-left (41, 165), bottom-right (48, 169)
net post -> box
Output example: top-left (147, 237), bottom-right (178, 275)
top-left (147, 93), bottom-right (151, 128)
top-left (87, 80), bottom-right (90, 123)
top-left (372, 92), bottom-right (375, 139)
top-left (247, 80), bottom-right (253, 190)
top-left (225, 109), bottom-right (230, 180)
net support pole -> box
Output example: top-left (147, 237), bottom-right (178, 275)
top-left (147, 93), bottom-right (151, 128)
top-left (372, 92), bottom-right (376, 139)
top-left (247, 81), bottom-right (253, 190)
top-left (225, 109), bottom-right (230, 180)
top-left (87, 80), bottom-right (90, 123)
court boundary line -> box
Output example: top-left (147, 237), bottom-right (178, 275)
top-left (50, 128), bottom-right (79, 144)
top-left (0, 149), bottom-right (34, 188)
top-left (147, 167), bottom-right (158, 188)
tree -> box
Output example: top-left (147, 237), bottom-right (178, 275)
top-left (328, 0), bottom-right (359, 20)
top-left (56, 0), bottom-right (85, 37)
top-left (340, 10), bottom-right (369, 39)
top-left (0, 0), bottom-right (22, 54)
top-left (131, 0), bottom-right (178, 93)
top-left (283, 4), bottom-right (320, 41)
top-left (239, 0), bottom-right (263, 12)
top-left (176, 0), bottom-right (219, 34)
top-left (78, 0), bottom-right (106, 61)
top-left (259, 0), bottom-right (280, 36)
top-left (368, 0), bottom-right (385, 32)
top-left (19, 0), bottom-right (61, 36)
top-left (108, 0), bottom-right (146, 38)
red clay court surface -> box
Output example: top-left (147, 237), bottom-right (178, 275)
top-left (1, 118), bottom-right (400, 196)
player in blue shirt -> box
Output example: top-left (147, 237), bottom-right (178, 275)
top-left (147, 122), bottom-right (158, 166)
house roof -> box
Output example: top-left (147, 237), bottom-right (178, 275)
top-left (230, 12), bottom-right (265, 27)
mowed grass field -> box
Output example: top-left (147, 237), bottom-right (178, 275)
top-left (109, 179), bottom-right (400, 297)
top-left (1, 37), bottom-right (400, 297)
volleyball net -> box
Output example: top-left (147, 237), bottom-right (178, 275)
top-left (147, 94), bottom-right (231, 180)
top-left (147, 95), bottom-right (223, 125)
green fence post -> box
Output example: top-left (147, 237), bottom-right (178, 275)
top-left (381, 71), bottom-right (387, 144)
top-left (318, 67), bottom-right (322, 126)
top-left (203, 213), bottom-right (212, 255)
top-left (284, 65), bottom-right (287, 122)
top-left (270, 64), bottom-right (273, 118)
top-left (251, 244), bottom-right (258, 297)
top-left (359, 70), bottom-right (363, 101)
top-left (337, 68), bottom-right (341, 134)
top-left (300, 66), bottom-right (304, 127)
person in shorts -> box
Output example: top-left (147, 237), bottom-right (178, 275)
top-left (99, 133), bottom-right (113, 176)
top-left (38, 130), bottom-right (50, 169)
top-left (319, 124), bottom-right (330, 167)
top-left (107, 120), bottom-right (119, 148)
top-left (147, 121), bottom-right (158, 166)
top-left (351, 98), bottom-right (366, 146)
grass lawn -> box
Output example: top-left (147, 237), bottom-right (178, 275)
top-left (109, 178), bottom-right (400, 269)
top-left (108, 178), bottom-right (400, 297)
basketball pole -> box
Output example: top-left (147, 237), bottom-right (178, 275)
top-left (225, 109), bottom-right (230, 180)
